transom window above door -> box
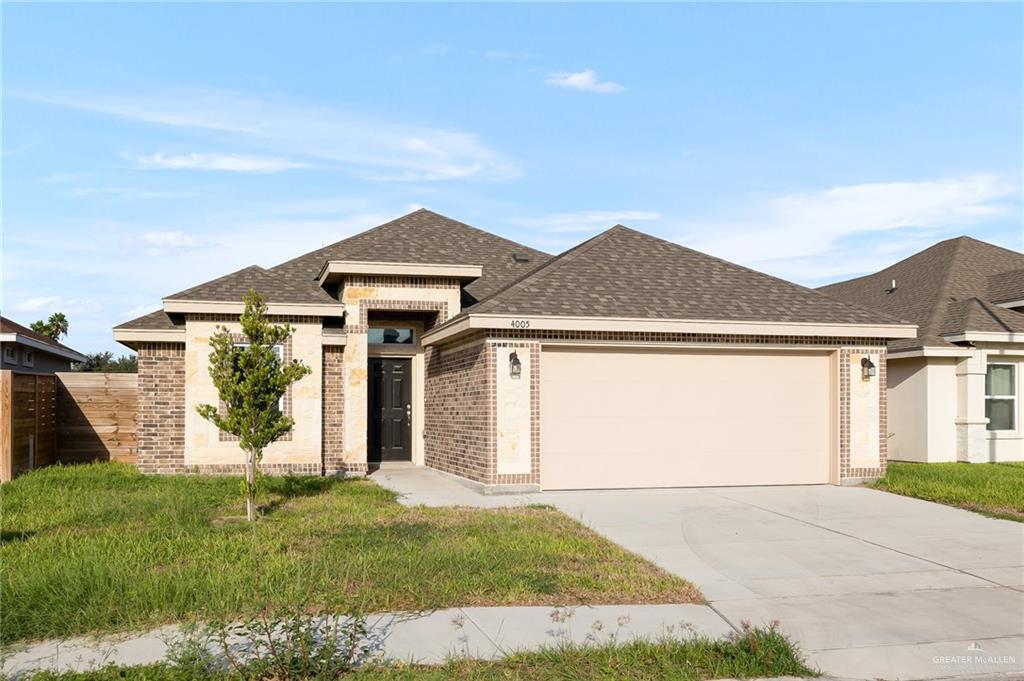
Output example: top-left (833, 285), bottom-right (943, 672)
top-left (368, 327), bottom-right (414, 345)
top-left (986, 363), bottom-right (1016, 431)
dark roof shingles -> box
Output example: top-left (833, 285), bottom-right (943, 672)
top-left (465, 225), bottom-right (904, 326)
top-left (0, 316), bottom-right (85, 355)
top-left (819, 236), bottom-right (1024, 351)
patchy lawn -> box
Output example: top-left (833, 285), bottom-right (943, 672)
top-left (0, 463), bottom-right (699, 644)
top-left (872, 461), bottom-right (1024, 521)
top-left (18, 627), bottom-right (815, 680)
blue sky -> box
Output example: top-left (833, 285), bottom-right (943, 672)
top-left (3, 2), bottom-right (1022, 354)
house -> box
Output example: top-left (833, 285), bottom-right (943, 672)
top-left (820, 236), bottom-right (1024, 464)
top-left (1, 316), bottom-right (87, 374)
top-left (113, 209), bottom-right (915, 491)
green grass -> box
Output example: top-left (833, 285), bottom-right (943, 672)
top-left (872, 461), bottom-right (1024, 521)
top-left (0, 463), bottom-right (698, 644)
top-left (19, 628), bottom-right (815, 680)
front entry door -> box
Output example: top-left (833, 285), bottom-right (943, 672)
top-left (368, 357), bottom-right (412, 463)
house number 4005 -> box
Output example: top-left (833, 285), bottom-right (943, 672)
top-left (510, 319), bottom-right (531, 329)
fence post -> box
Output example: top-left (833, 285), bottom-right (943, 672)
top-left (1, 370), bottom-right (11, 483)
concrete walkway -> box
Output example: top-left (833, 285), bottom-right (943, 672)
top-left (2, 604), bottom-right (731, 678)
top-left (373, 468), bottom-right (1024, 681)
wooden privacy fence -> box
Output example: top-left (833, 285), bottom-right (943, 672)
top-left (1, 371), bottom-right (138, 482)
top-left (0, 371), bottom-right (58, 482)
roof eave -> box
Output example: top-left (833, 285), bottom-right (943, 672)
top-left (422, 313), bottom-right (918, 346)
top-left (0, 333), bottom-right (88, 362)
top-left (316, 260), bottom-right (484, 287)
top-left (942, 331), bottom-right (1024, 344)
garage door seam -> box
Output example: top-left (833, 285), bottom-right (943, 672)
top-left (708, 493), bottom-right (1018, 592)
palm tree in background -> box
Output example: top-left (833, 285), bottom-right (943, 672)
top-left (30, 312), bottom-right (69, 341)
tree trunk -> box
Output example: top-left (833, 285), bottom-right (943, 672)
top-left (246, 449), bottom-right (257, 522)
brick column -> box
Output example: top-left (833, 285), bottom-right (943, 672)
top-left (136, 343), bottom-right (186, 474)
top-left (322, 345), bottom-right (346, 475)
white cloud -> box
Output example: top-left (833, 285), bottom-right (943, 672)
top-left (14, 89), bottom-right (522, 182)
top-left (129, 152), bottom-right (308, 173)
top-left (66, 186), bottom-right (196, 199)
top-left (676, 174), bottom-right (1018, 283)
top-left (545, 70), bottom-right (623, 94)
top-left (519, 210), bottom-right (660, 233)
top-left (13, 296), bottom-right (63, 313)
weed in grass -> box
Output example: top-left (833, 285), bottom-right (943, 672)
top-left (1, 463), bottom-right (699, 644)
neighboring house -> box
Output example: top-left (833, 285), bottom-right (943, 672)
top-left (0, 316), bottom-right (87, 374)
top-left (820, 236), bottom-right (1024, 464)
top-left (114, 209), bottom-right (914, 491)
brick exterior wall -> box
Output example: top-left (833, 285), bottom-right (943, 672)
top-left (424, 340), bottom-right (494, 483)
top-left (137, 343), bottom-right (186, 474)
top-left (425, 330), bottom-right (890, 488)
top-left (322, 344), bottom-right (346, 475)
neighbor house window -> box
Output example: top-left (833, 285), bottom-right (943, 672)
top-left (368, 327), bottom-right (414, 345)
top-left (986, 363), bottom-right (1016, 431)
top-left (21, 348), bottom-right (34, 368)
top-left (3, 345), bottom-right (16, 364)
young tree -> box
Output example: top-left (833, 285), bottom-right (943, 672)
top-left (31, 312), bottom-right (69, 340)
top-left (196, 290), bottom-right (311, 521)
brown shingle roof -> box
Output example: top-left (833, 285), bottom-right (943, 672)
top-left (269, 209), bottom-right (551, 304)
top-left (819, 236), bottom-right (1024, 351)
top-left (113, 309), bottom-right (184, 331)
top-left (1, 316), bottom-right (85, 357)
top-left (462, 225), bottom-right (904, 326)
top-left (941, 298), bottom-right (1024, 336)
top-left (164, 265), bottom-right (336, 305)
top-left (987, 268), bottom-right (1024, 304)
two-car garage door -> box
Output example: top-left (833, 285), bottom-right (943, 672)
top-left (540, 347), bottom-right (833, 490)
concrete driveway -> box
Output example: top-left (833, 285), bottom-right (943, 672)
top-left (544, 485), bottom-right (1024, 681)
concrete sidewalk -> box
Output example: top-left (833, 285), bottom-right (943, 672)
top-left (2, 604), bottom-right (732, 678)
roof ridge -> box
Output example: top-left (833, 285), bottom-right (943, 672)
top-left (468, 226), bottom-right (625, 313)
top-left (269, 208), bottom-right (550, 277)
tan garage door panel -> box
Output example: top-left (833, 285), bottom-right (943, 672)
top-left (540, 348), bottom-right (832, 489)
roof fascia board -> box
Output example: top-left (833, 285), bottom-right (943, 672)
top-left (943, 331), bottom-right (1024, 344)
top-left (423, 313), bottom-right (918, 345)
top-left (887, 347), bottom-right (975, 360)
top-left (113, 328), bottom-right (185, 345)
top-left (317, 261), bottom-right (483, 286)
top-left (163, 300), bottom-right (342, 316)
top-left (2, 333), bottom-right (88, 362)
top-left (996, 299), bottom-right (1024, 309)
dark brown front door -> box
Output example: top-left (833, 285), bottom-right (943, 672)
top-left (368, 357), bottom-right (412, 463)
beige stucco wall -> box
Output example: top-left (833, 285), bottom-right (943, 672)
top-left (887, 357), bottom-right (929, 462)
top-left (183, 318), bottom-right (323, 466)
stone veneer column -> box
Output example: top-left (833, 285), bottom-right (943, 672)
top-left (136, 343), bottom-right (186, 474)
top-left (341, 331), bottom-right (369, 472)
top-left (956, 349), bottom-right (990, 463)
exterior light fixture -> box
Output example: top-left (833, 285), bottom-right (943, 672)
top-left (509, 351), bottom-right (522, 379)
top-left (861, 357), bottom-right (877, 381)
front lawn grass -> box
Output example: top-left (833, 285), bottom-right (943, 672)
top-left (0, 463), bottom-right (699, 644)
top-left (872, 461), bottom-right (1024, 521)
top-left (19, 628), bottom-right (815, 680)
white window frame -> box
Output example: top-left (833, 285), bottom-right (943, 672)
top-left (985, 362), bottom-right (1017, 432)
top-left (232, 343), bottom-right (285, 412)
top-left (21, 348), bottom-right (34, 368)
top-left (3, 345), bottom-right (16, 364)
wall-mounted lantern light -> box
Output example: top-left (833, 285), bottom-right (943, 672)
top-left (861, 357), bottom-right (877, 381)
top-left (509, 351), bottom-right (522, 379)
